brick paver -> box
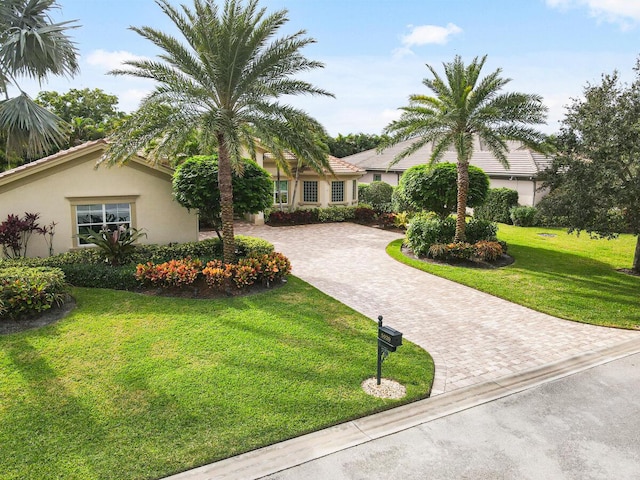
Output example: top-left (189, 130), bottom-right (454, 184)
top-left (208, 223), bottom-right (639, 395)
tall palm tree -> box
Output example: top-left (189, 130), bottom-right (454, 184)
top-left (381, 55), bottom-right (548, 242)
top-left (0, 0), bottom-right (79, 160)
top-left (102, 0), bottom-right (333, 263)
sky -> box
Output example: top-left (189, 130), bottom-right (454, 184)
top-left (15, 0), bottom-right (640, 136)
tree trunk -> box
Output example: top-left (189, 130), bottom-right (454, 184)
top-left (289, 165), bottom-right (301, 213)
top-left (633, 235), bottom-right (640, 273)
top-left (454, 161), bottom-right (469, 243)
top-left (217, 133), bottom-right (236, 265)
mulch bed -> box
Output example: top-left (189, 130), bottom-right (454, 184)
top-left (0, 295), bottom-right (76, 335)
top-left (401, 245), bottom-right (514, 269)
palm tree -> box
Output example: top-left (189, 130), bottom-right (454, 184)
top-left (102, 0), bottom-right (333, 263)
top-left (0, 0), bottom-right (79, 160)
top-left (381, 55), bottom-right (547, 242)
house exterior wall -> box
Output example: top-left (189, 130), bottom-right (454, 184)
top-left (252, 148), bottom-right (361, 212)
top-left (0, 149), bottom-right (198, 258)
top-left (359, 170), bottom-right (545, 207)
top-left (359, 171), bottom-right (403, 186)
top-left (489, 178), bottom-right (546, 206)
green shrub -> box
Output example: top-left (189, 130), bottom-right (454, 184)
top-left (406, 216), bottom-right (456, 256)
top-left (391, 185), bottom-right (415, 214)
top-left (360, 181), bottom-right (394, 212)
top-left (358, 183), bottom-right (370, 204)
top-left (317, 206), bottom-right (356, 223)
top-left (474, 188), bottom-right (519, 224)
top-left (465, 218), bottom-right (498, 243)
top-left (235, 235), bottom-right (274, 256)
top-left (510, 206), bottom-right (539, 227)
top-left (59, 263), bottom-right (139, 290)
top-left (0, 267), bottom-right (67, 319)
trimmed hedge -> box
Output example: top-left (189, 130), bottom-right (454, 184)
top-left (474, 188), bottom-right (519, 224)
top-left (0, 267), bottom-right (68, 319)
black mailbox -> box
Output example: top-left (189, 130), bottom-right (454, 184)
top-left (378, 325), bottom-right (403, 352)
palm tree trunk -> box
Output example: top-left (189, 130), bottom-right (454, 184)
top-left (633, 235), bottom-right (640, 273)
top-left (217, 132), bottom-right (236, 264)
top-left (454, 161), bottom-right (470, 243)
top-left (289, 164), bottom-right (301, 213)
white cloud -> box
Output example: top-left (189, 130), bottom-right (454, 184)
top-left (546, 0), bottom-right (640, 28)
top-left (401, 23), bottom-right (463, 47)
top-left (86, 49), bottom-right (148, 71)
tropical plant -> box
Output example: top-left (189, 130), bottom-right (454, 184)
top-left (76, 225), bottom-right (147, 266)
top-left (101, 0), bottom-right (333, 264)
top-left (0, 212), bottom-right (43, 258)
top-left (381, 55), bottom-right (547, 242)
top-left (0, 0), bottom-right (79, 161)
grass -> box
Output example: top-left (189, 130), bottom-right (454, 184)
top-left (388, 224), bottom-right (640, 329)
top-left (0, 277), bottom-right (433, 480)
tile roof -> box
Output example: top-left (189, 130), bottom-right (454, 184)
top-left (263, 152), bottom-right (365, 175)
top-left (344, 138), bottom-right (552, 178)
top-left (0, 139), bottom-right (107, 181)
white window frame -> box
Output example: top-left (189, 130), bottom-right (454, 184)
top-left (373, 173), bottom-right (382, 182)
top-left (67, 196), bottom-right (137, 247)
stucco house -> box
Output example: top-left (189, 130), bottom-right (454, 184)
top-left (0, 139), bottom-right (198, 258)
top-left (344, 138), bottom-right (552, 206)
top-left (250, 144), bottom-right (366, 223)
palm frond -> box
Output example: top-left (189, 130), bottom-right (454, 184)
top-left (0, 92), bottom-right (68, 157)
top-left (0, 0), bottom-right (79, 81)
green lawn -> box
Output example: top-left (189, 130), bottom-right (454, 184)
top-left (0, 277), bottom-right (433, 480)
top-left (388, 225), bottom-right (640, 329)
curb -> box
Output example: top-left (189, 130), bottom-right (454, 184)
top-left (165, 337), bottom-right (640, 480)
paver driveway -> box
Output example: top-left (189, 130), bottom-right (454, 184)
top-left (208, 222), bottom-right (639, 395)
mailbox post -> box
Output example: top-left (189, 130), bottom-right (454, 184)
top-left (377, 315), bottom-right (403, 385)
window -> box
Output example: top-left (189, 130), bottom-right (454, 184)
top-left (331, 181), bottom-right (344, 203)
top-left (352, 180), bottom-right (358, 201)
top-left (273, 180), bottom-right (289, 205)
top-left (373, 173), bottom-right (382, 182)
top-left (76, 203), bottom-right (131, 244)
top-left (303, 180), bottom-right (318, 202)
